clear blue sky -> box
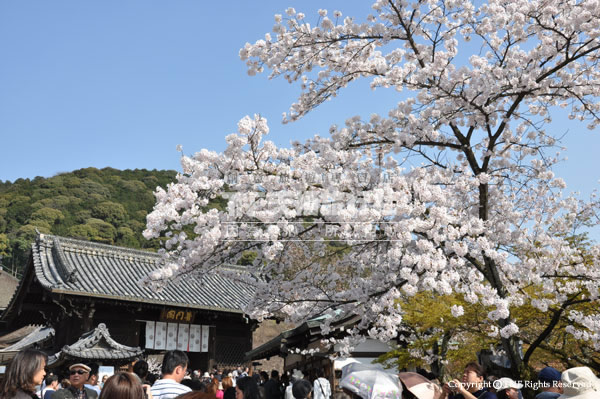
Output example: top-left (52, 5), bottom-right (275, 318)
top-left (1, 1), bottom-right (598, 200)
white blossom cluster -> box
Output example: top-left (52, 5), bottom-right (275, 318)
top-left (144, 0), bottom-right (600, 361)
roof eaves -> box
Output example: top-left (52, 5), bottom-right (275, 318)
top-left (244, 335), bottom-right (283, 360)
top-left (47, 288), bottom-right (246, 314)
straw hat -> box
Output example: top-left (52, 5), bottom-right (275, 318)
top-left (69, 363), bottom-right (91, 372)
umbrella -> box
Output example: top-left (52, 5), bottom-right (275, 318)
top-left (398, 372), bottom-right (442, 399)
top-left (339, 363), bottom-right (402, 399)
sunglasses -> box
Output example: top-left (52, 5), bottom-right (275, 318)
top-left (70, 370), bottom-right (88, 375)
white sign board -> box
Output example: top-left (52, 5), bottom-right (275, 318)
top-left (145, 322), bottom-right (207, 353)
top-left (154, 322), bottom-right (167, 350)
top-left (145, 321), bottom-right (156, 349)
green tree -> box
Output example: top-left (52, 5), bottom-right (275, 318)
top-left (0, 234), bottom-right (10, 258)
top-left (68, 218), bottom-right (116, 244)
top-left (0, 167), bottom-right (177, 268)
top-left (91, 201), bottom-right (127, 225)
top-left (116, 226), bottom-right (139, 247)
top-left (29, 207), bottom-right (65, 225)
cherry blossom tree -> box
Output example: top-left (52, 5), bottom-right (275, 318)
top-left (144, 0), bottom-right (600, 378)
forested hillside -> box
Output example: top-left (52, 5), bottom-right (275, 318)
top-left (0, 167), bottom-right (177, 276)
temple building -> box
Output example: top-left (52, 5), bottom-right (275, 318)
top-left (0, 233), bottom-right (255, 369)
top-left (245, 314), bottom-right (397, 392)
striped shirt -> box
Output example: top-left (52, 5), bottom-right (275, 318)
top-left (150, 379), bottom-right (192, 399)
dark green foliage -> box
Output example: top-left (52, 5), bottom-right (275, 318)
top-left (91, 201), bottom-right (127, 225)
top-left (238, 251), bottom-right (257, 266)
top-left (0, 167), bottom-right (177, 275)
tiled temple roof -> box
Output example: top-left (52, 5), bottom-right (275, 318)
top-left (0, 326), bottom-right (55, 352)
top-left (59, 323), bottom-right (142, 361)
top-left (32, 234), bottom-right (253, 313)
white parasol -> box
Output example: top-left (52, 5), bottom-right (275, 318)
top-left (339, 363), bottom-right (402, 399)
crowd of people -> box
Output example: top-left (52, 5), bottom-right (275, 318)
top-left (436, 362), bottom-right (598, 399)
top-left (0, 349), bottom-right (599, 399)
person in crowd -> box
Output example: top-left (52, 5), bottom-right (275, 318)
top-left (84, 364), bottom-right (101, 395)
top-left (291, 380), bottom-right (312, 399)
top-left (279, 375), bottom-right (288, 399)
top-left (0, 349), bottom-right (47, 399)
top-left (236, 377), bottom-right (259, 399)
top-left (216, 381), bottom-right (224, 399)
top-left (312, 370), bottom-right (330, 399)
top-left (222, 377), bottom-right (235, 399)
top-left (202, 379), bottom-right (218, 399)
top-left (493, 378), bottom-right (521, 399)
top-left (59, 381), bottom-right (70, 390)
top-left (264, 372), bottom-right (281, 399)
top-left (42, 375), bottom-right (59, 399)
top-left (535, 367), bottom-right (562, 399)
top-left (134, 361), bottom-right (150, 385)
top-left (201, 374), bottom-right (213, 386)
top-left (257, 373), bottom-right (268, 399)
top-left (150, 350), bottom-right (192, 399)
top-left (226, 374), bottom-right (235, 389)
top-left (257, 373), bottom-right (268, 387)
top-left (99, 372), bottom-right (150, 399)
top-left (174, 394), bottom-right (201, 399)
top-left (147, 375), bottom-right (159, 386)
top-left (53, 363), bottom-right (98, 399)
top-left (558, 367), bottom-right (600, 399)
top-left (175, 387), bottom-right (224, 399)
top-left (285, 371), bottom-right (303, 399)
top-left (441, 362), bottom-right (497, 399)
top-left (100, 376), bottom-right (108, 390)
top-left (180, 378), bottom-right (205, 392)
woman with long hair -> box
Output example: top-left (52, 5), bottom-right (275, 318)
top-left (0, 349), bottom-right (47, 399)
top-left (205, 378), bottom-right (218, 399)
top-left (235, 377), bottom-right (259, 399)
top-left (222, 377), bottom-right (235, 399)
top-left (98, 372), bottom-right (151, 399)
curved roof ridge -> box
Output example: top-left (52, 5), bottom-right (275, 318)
top-left (61, 323), bottom-right (143, 360)
top-left (41, 234), bottom-right (161, 263)
top-left (52, 236), bottom-right (77, 283)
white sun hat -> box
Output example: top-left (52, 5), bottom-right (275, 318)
top-left (558, 367), bottom-right (600, 399)
top-left (494, 377), bottom-right (523, 392)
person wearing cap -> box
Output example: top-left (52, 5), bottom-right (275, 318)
top-left (202, 372), bottom-right (213, 385)
top-left (536, 367), bottom-right (562, 399)
top-left (441, 362), bottom-right (497, 399)
top-left (558, 367), bottom-right (600, 399)
top-left (493, 378), bottom-right (521, 399)
top-left (53, 364), bottom-right (98, 399)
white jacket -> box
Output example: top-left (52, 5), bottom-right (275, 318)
top-left (313, 378), bottom-right (331, 399)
